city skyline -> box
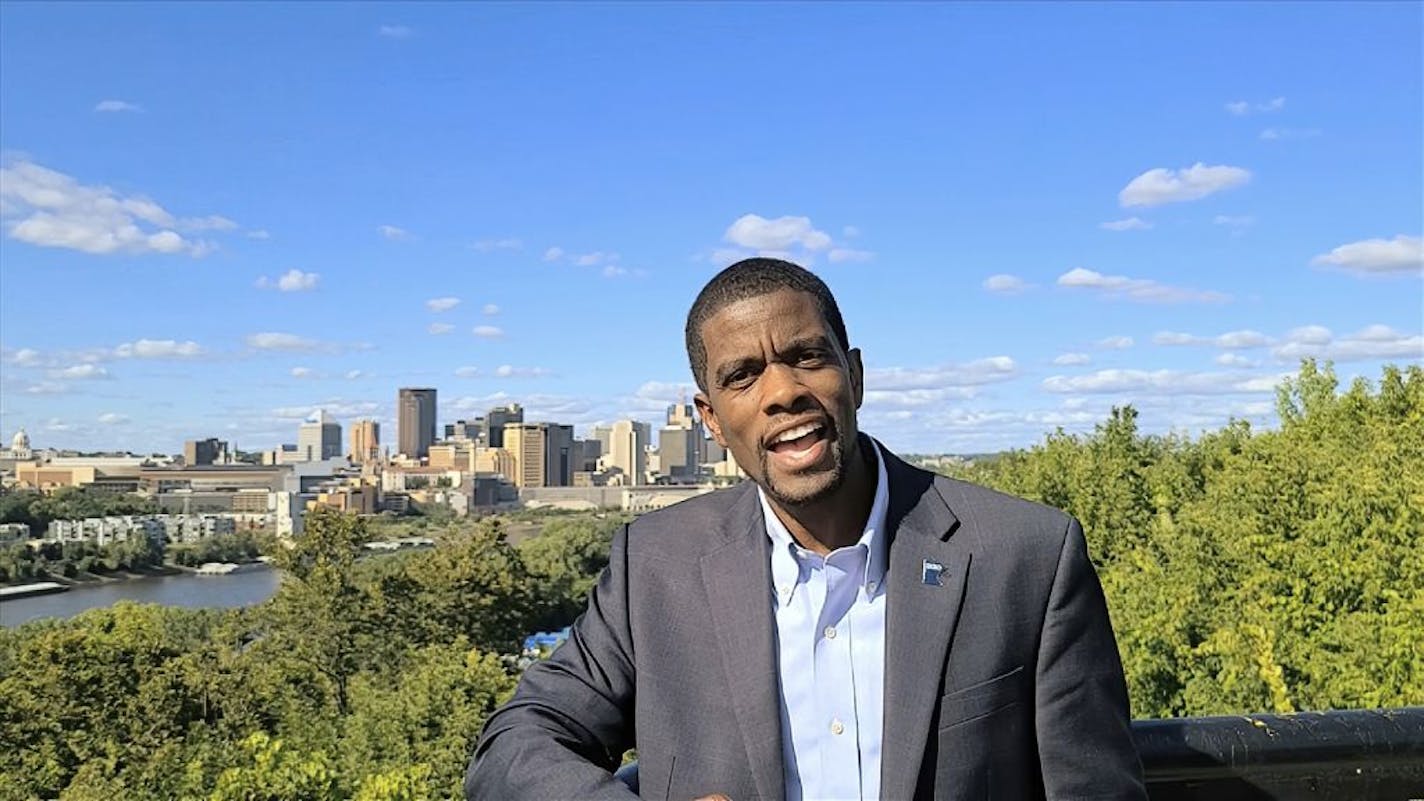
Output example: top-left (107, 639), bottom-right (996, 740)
top-left (1, 3), bottom-right (1421, 455)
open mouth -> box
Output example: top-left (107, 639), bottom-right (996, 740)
top-left (766, 420), bottom-right (831, 468)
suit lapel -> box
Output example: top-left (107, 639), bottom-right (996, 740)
top-left (880, 456), bottom-right (969, 801)
top-left (701, 488), bottom-right (785, 801)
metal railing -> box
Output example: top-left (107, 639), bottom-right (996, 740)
top-left (614, 707), bottom-right (1424, 799)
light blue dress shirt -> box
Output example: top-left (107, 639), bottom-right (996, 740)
top-left (759, 439), bottom-right (890, 801)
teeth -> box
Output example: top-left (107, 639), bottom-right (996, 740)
top-left (775, 422), bottom-right (821, 444)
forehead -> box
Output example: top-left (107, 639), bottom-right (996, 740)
top-left (699, 289), bottom-right (832, 360)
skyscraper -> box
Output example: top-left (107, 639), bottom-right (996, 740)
top-left (398, 388), bottom-right (438, 459)
top-left (608, 419), bottom-right (650, 486)
top-left (350, 419), bottom-right (380, 463)
top-left (183, 437), bottom-right (228, 466)
top-left (485, 403), bottom-right (523, 448)
top-left (503, 422), bottom-right (574, 488)
top-left (298, 410), bottom-right (343, 461)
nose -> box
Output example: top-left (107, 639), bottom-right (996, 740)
top-left (760, 362), bottom-right (811, 416)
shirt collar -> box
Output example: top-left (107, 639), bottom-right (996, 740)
top-left (759, 436), bottom-right (890, 596)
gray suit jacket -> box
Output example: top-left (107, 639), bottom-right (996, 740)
top-left (468, 449), bottom-right (1146, 800)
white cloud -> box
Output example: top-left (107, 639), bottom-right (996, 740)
top-left (185, 215), bottom-right (238, 231)
top-left (1260, 127), bottom-right (1321, 141)
top-left (426, 296), bottom-right (461, 313)
top-left (1043, 368), bottom-right (1285, 395)
top-left (602, 265), bottom-right (628, 278)
top-left (1057, 267), bottom-right (1231, 304)
top-left (0, 159), bottom-right (224, 256)
top-left (1153, 329), bottom-right (1270, 349)
top-left (1272, 325), bottom-right (1423, 362)
top-left (256, 268), bottom-right (319, 292)
top-left (246, 332), bottom-right (320, 351)
top-left (573, 251), bottom-right (617, 267)
top-left (345, 370), bottom-right (365, 380)
top-left (113, 339), bottom-right (205, 359)
top-left (291, 367), bottom-right (315, 379)
top-left (4, 348), bottom-right (42, 366)
top-left (94, 100), bottom-right (141, 113)
top-left (50, 364), bottom-right (110, 380)
top-left (472, 325), bottom-right (504, 339)
top-left (724, 214), bottom-right (833, 252)
top-left (494, 364), bottom-right (552, 378)
top-left (1053, 353), bottom-right (1091, 366)
top-left (455, 366), bottom-right (480, 378)
top-left (828, 248), bottom-right (875, 263)
top-left (471, 238), bottom-right (521, 252)
top-left (1215, 353), bottom-right (1257, 368)
top-left (543, 246), bottom-right (565, 262)
top-left (271, 400), bottom-right (381, 420)
top-left (842, 225), bottom-right (861, 238)
top-left (246, 229), bottom-right (271, 240)
top-left (378, 224), bottom-right (409, 241)
top-left (983, 274), bottom-right (1031, 293)
top-left (1311, 235), bottom-right (1423, 275)
top-left (45, 418), bottom-right (76, 432)
top-left (97, 412), bottom-right (129, 424)
top-left (379, 24), bottom-right (412, 38)
top-left (482, 303), bottom-right (500, 316)
top-left (1100, 217), bottom-right (1153, 231)
top-left (863, 357), bottom-right (1017, 391)
top-left (1226, 97), bottom-right (1285, 116)
top-left (1213, 215), bottom-right (1254, 228)
top-left (1119, 163), bottom-right (1251, 207)
top-left (23, 382), bottom-right (68, 395)
top-left (428, 323), bottom-right (455, 335)
top-left (1097, 336), bottom-right (1134, 350)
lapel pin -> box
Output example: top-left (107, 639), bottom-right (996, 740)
top-left (922, 559), bottom-right (945, 587)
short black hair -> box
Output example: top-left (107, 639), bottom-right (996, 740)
top-left (684, 257), bottom-right (850, 392)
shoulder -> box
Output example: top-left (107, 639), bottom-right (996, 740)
top-left (932, 474), bottom-right (1073, 538)
top-left (623, 482), bottom-right (758, 561)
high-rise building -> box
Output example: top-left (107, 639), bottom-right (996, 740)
top-left (350, 419), bottom-right (380, 463)
top-left (607, 420), bottom-right (651, 486)
top-left (503, 422), bottom-right (574, 488)
top-left (298, 411), bottom-right (343, 461)
top-left (183, 437), bottom-right (228, 466)
top-left (398, 388), bottom-right (438, 459)
top-left (445, 418), bottom-right (485, 443)
top-left (659, 425), bottom-right (699, 481)
top-left (485, 403), bottom-right (523, 448)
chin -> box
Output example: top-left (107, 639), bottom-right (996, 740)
top-left (762, 458), bottom-right (846, 507)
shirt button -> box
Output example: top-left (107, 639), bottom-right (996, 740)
top-left (867, 581), bottom-right (878, 592)
top-left (824, 626), bottom-right (837, 639)
top-left (778, 584), bottom-right (791, 596)
top-left (830, 719), bottom-right (845, 735)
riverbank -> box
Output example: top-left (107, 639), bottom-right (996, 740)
top-left (0, 560), bottom-right (274, 595)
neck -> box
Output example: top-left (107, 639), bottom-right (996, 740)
top-left (769, 439), bottom-right (877, 555)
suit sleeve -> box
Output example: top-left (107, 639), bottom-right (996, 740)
top-left (1034, 518), bottom-right (1147, 800)
top-left (465, 525), bottom-right (640, 801)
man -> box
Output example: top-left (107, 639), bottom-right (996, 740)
top-left (467, 258), bottom-right (1145, 800)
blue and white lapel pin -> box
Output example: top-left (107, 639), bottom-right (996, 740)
top-left (921, 559), bottom-right (945, 587)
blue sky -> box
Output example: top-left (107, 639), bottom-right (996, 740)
top-left (1, 2), bottom-right (1420, 456)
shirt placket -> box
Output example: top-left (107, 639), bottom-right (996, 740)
top-left (815, 550), bottom-right (864, 800)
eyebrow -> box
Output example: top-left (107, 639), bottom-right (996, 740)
top-left (712, 335), bottom-right (836, 387)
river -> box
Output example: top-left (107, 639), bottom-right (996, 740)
top-left (0, 567), bottom-right (282, 628)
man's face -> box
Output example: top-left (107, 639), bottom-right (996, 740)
top-left (694, 289), bottom-right (863, 508)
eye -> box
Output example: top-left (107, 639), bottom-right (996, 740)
top-left (724, 368), bottom-right (756, 388)
top-left (795, 350), bottom-right (827, 367)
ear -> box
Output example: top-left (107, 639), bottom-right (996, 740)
top-left (847, 347), bottom-right (864, 409)
top-left (694, 392), bottom-right (727, 448)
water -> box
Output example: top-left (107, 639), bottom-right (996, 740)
top-left (0, 567), bottom-right (282, 628)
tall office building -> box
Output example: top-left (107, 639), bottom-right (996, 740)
top-left (503, 422), bottom-right (574, 488)
top-left (660, 401), bottom-right (705, 480)
top-left (350, 419), bottom-right (380, 463)
top-left (659, 425), bottom-right (700, 481)
top-left (398, 388), bottom-right (438, 459)
top-left (445, 418), bottom-right (484, 443)
top-left (485, 403), bottom-right (523, 448)
top-left (298, 410), bottom-right (343, 461)
top-left (607, 419), bottom-right (651, 486)
top-left (183, 437), bottom-right (228, 466)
